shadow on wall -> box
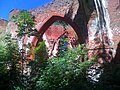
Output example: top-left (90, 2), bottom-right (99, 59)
top-left (73, 0), bottom-right (95, 43)
top-left (116, 0), bottom-right (120, 10)
top-left (113, 41), bottom-right (120, 63)
top-left (97, 42), bottom-right (120, 89)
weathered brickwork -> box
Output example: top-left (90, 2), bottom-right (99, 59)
top-left (108, 0), bottom-right (120, 49)
top-left (3, 0), bottom-right (120, 61)
top-left (0, 18), bottom-right (8, 32)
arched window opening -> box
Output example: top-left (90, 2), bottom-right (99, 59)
top-left (42, 20), bottom-right (79, 57)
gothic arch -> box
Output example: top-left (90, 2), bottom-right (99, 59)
top-left (32, 15), bottom-right (85, 46)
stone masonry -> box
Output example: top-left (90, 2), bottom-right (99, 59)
top-left (3, 0), bottom-right (120, 61)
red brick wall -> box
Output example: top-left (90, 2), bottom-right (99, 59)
top-left (108, 0), bottom-right (120, 49)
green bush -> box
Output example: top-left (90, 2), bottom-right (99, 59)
top-left (35, 44), bottom-right (94, 90)
top-left (0, 32), bottom-right (21, 90)
top-left (23, 41), bottom-right (48, 90)
top-left (0, 31), bottom-right (101, 90)
top-left (57, 35), bottom-right (69, 57)
top-left (12, 10), bottom-right (35, 38)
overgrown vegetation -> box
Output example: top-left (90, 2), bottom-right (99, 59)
top-left (12, 10), bottom-right (36, 38)
top-left (0, 31), bottom-right (21, 89)
top-left (1, 9), bottom-right (120, 90)
top-left (0, 30), bottom-right (95, 90)
top-left (35, 45), bottom-right (94, 90)
top-left (57, 34), bottom-right (69, 57)
top-left (1, 31), bottom-right (120, 90)
top-left (25, 42), bottom-right (48, 90)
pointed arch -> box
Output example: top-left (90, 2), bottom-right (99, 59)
top-left (32, 15), bottom-right (84, 46)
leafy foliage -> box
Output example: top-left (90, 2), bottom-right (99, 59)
top-left (10, 10), bottom-right (36, 89)
top-left (0, 32), bottom-right (21, 90)
top-left (12, 10), bottom-right (35, 38)
top-left (20, 41), bottom-right (48, 90)
top-left (35, 44), bottom-right (94, 90)
top-left (35, 41), bottom-right (48, 62)
top-left (57, 36), bottom-right (69, 57)
top-left (2, 8), bottom-right (120, 89)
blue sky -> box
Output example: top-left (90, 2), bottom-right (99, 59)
top-left (0, 0), bottom-right (53, 20)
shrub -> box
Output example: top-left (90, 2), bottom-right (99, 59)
top-left (23, 41), bottom-right (48, 90)
top-left (35, 44), bottom-right (94, 90)
top-left (0, 32), bottom-right (21, 90)
top-left (57, 35), bottom-right (69, 57)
